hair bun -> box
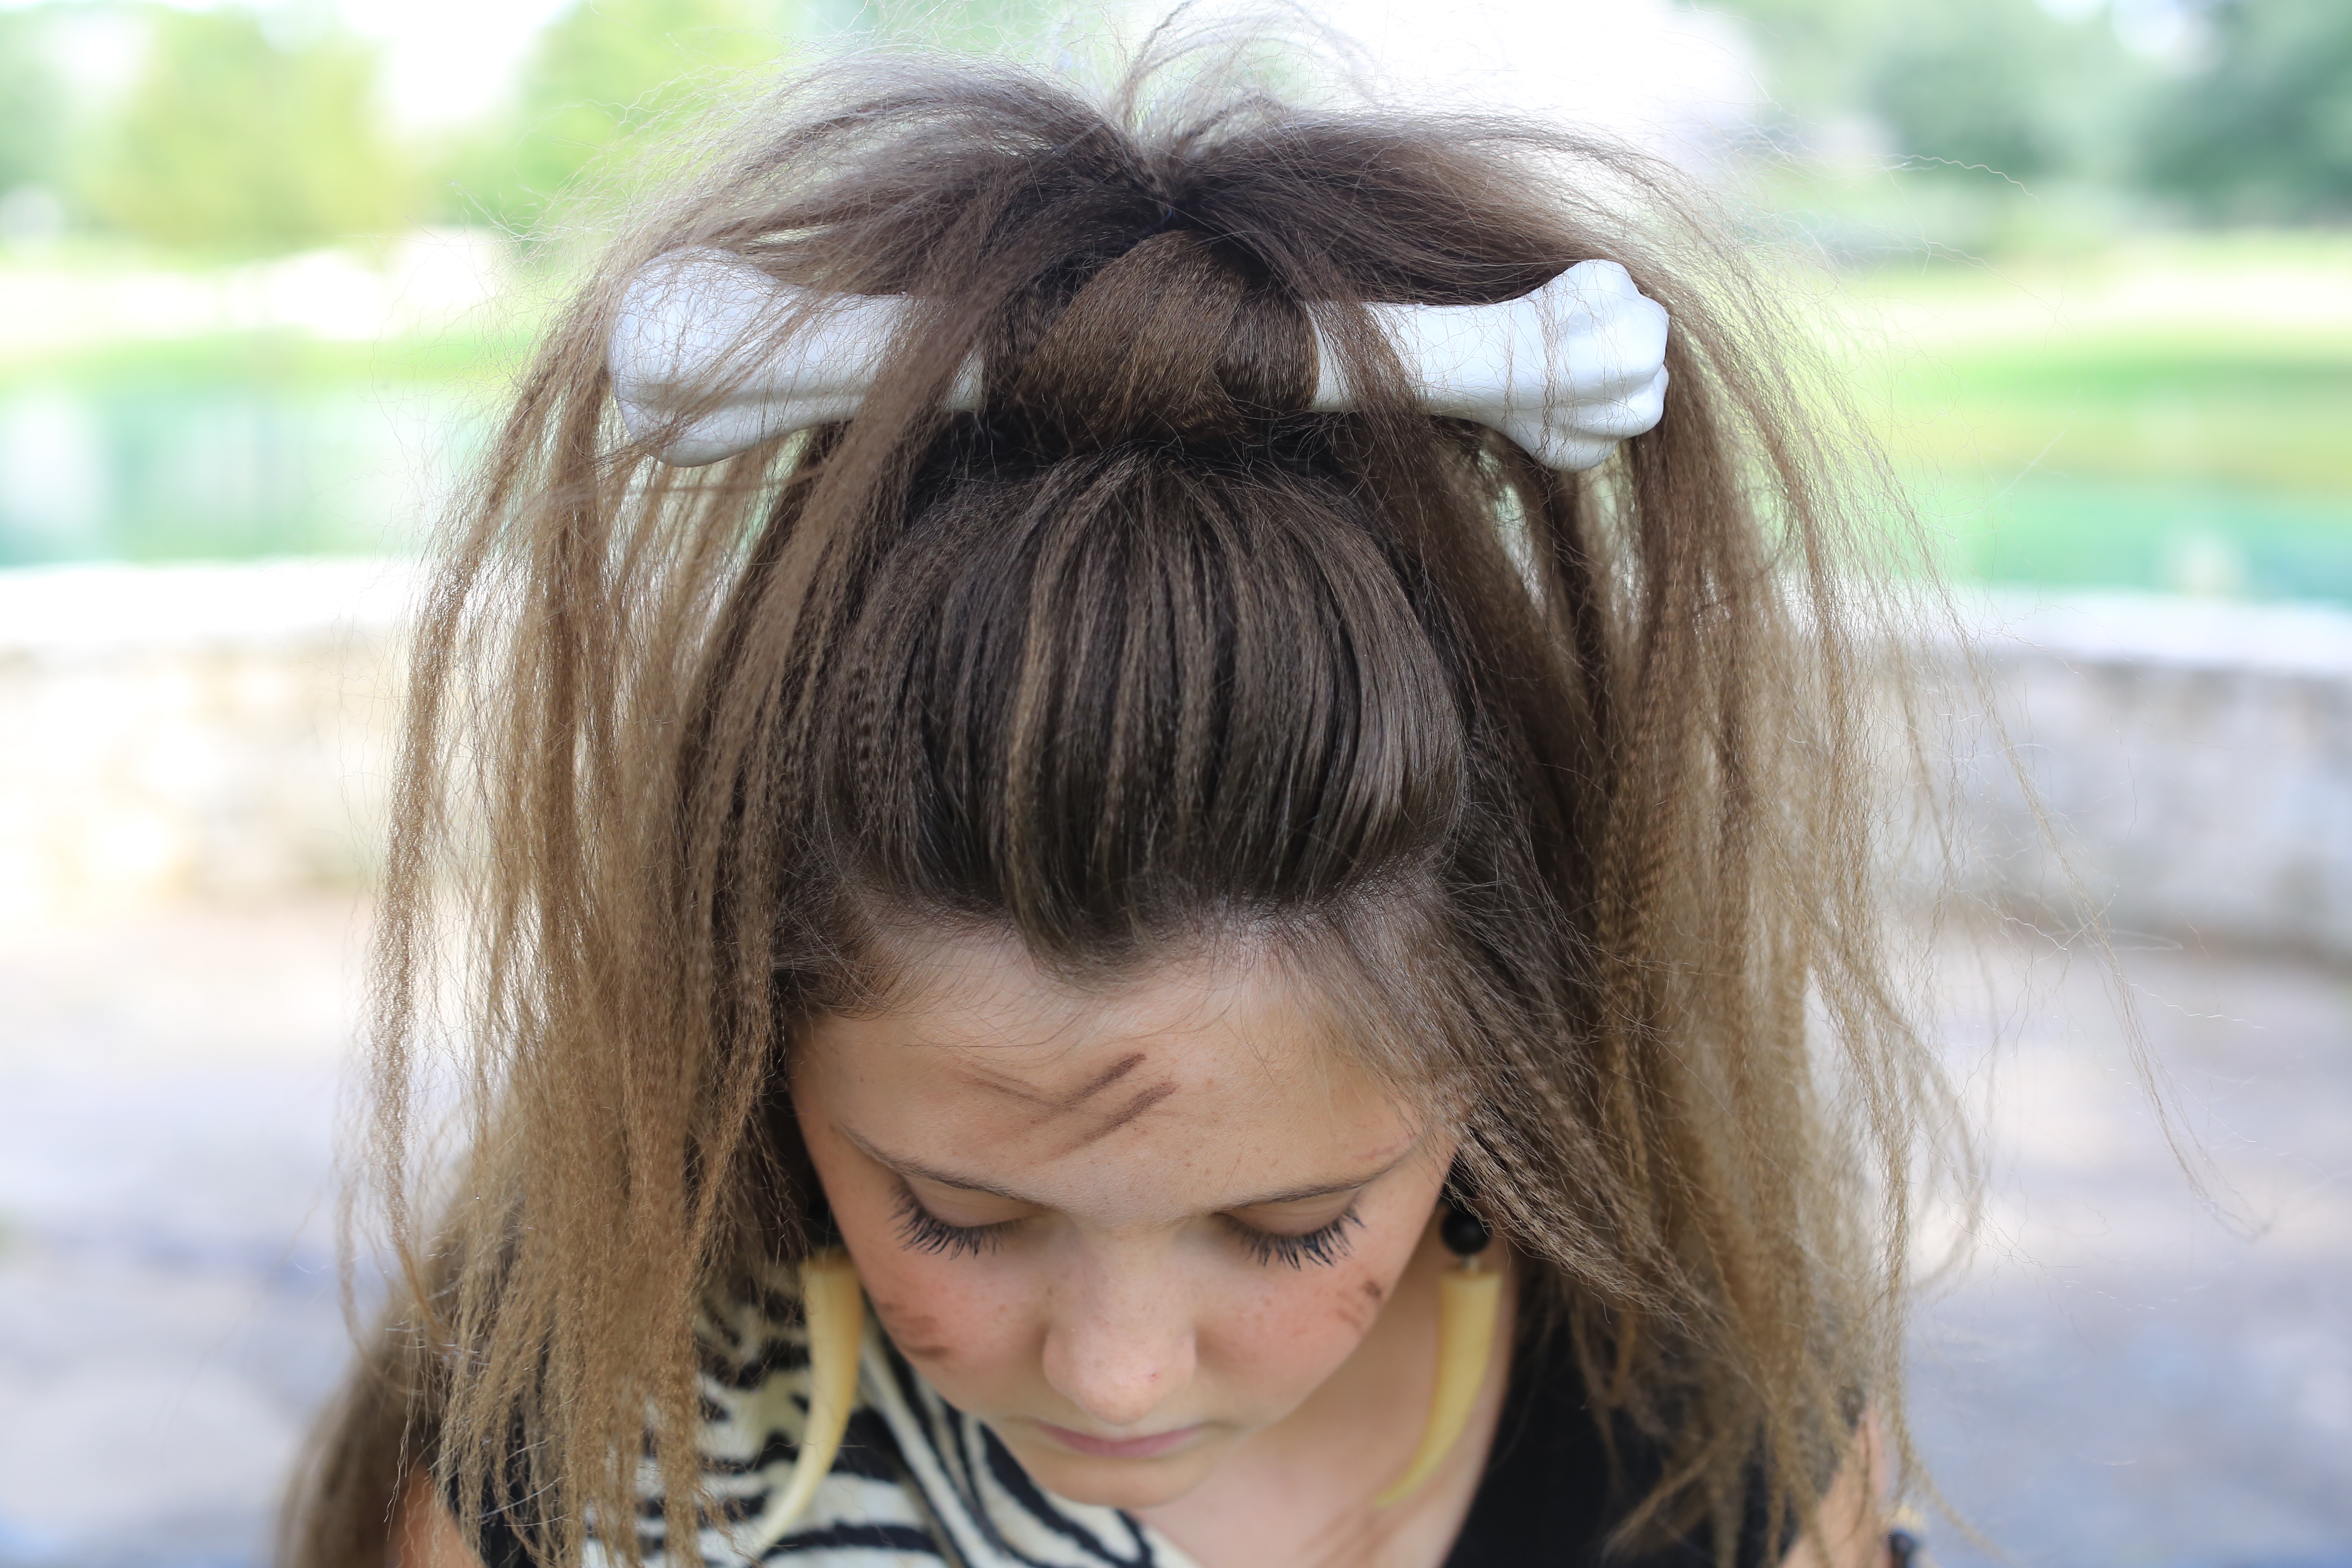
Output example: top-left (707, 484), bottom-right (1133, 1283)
top-left (998, 228), bottom-right (1312, 454)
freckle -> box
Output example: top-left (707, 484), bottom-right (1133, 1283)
top-left (1361, 1278), bottom-right (1385, 1304)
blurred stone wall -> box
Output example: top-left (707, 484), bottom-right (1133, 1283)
top-left (0, 560), bottom-right (412, 928)
top-left (6, 564), bottom-right (2352, 961)
top-left (1965, 593), bottom-right (2352, 959)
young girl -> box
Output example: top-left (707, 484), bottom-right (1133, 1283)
top-left (289, 37), bottom-right (1940, 1568)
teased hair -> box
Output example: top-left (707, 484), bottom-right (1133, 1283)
top-left (287, 31), bottom-right (1954, 1568)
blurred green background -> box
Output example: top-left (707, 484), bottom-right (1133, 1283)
top-left (0, 0), bottom-right (2346, 598)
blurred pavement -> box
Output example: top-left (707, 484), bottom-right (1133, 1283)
top-left (0, 900), bottom-right (365, 1568)
top-left (1915, 934), bottom-right (2352, 1568)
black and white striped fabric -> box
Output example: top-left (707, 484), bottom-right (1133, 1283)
top-left (593, 1264), bottom-right (1204, 1568)
top-left (494, 1266), bottom-right (1819, 1568)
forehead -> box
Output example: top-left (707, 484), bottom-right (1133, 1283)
top-left (801, 930), bottom-right (1418, 1207)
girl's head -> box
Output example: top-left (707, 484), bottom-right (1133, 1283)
top-left (312, 34), bottom-right (1942, 1568)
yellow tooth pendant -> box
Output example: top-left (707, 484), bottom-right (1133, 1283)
top-left (741, 1247), bottom-right (866, 1553)
top-left (1374, 1252), bottom-right (1503, 1508)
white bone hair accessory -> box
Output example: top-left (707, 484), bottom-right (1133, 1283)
top-left (610, 248), bottom-right (1668, 471)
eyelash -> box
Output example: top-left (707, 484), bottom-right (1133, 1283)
top-left (893, 1187), bottom-right (1016, 1258)
top-left (891, 1185), bottom-right (1365, 1270)
top-left (1221, 1205), bottom-right (1364, 1270)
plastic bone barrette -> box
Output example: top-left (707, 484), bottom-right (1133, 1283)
top-left (1310, 259), bottom-right (1670, 471)
top-left (609, 249), bottom-right (1668, 471)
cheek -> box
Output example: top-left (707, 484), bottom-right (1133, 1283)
top-left (1199, 1221), bottom-right (1418, 1413)
top-left (806, 1129), bottom-right (1041, 1402)
top-left (855, 1248), bottom-right (1027, 1379)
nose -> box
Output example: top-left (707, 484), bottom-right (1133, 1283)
top-left (1040, 1252), bottom-right (1198, 1430)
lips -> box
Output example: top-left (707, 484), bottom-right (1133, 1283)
top-left (1032, 1419), bottom-right (1205, 1460)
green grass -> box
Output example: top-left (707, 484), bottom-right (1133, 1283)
top-left (0, 323), bottom-right (537, 393)
top-left (1837, 236), bottom-right (2352, 599)
top-left (1883, 338), bottom-right (2352, 496)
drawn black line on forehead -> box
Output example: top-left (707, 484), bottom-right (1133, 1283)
top-left (955, 1050), bottom-right (1147, 1112)
top-left (945, 1047), bottom-right (1191, 1149)
top-left (836, 1121), bottom-right (1420, 1216)
top-left (1087, 1080), bottom-right (1177, 1141)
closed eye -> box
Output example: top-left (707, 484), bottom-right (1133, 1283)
top-left (892, 1181), bottom-right (1367, 1268)
top-left (893, 1185), bottom-right (1019, 1258)
top-left (1221, 1204), bottom-right (1363, 1269)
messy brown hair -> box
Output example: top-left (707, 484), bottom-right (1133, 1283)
top-left (288, 31), bottom-right (1950, 1568)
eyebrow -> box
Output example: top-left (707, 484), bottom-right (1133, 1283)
top-left (838, 1126), bottom-right (1417, 1213)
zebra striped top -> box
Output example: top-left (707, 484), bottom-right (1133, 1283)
top-left (463, 1263), bottom-right (1785, 1568)
top-left (607, 1263), bottom-right (1203, 1568)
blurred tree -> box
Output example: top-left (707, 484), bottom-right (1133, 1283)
top-left (1703, 0), bottom-right (1889, 125)
top-left (431, 0), bottom-right (1099, 236)
top-left (1870, 2), bottom-right (2040, 177)
top-left (81, 4), bottom-right (414, 257)
top-left (436, 0), bottom-right (789, 236)
top-left (1866, 0), bottom-right (2142, 185)
top-left (0, 7), bottom-right (71, 198)
top-left (1715, 0), bottom-right (2145, 183)
top-left (2143, 0), bottom-right (2352, 221)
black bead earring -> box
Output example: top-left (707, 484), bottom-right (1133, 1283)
top-left (1440, 1163), bottom-right (1491, 1260)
